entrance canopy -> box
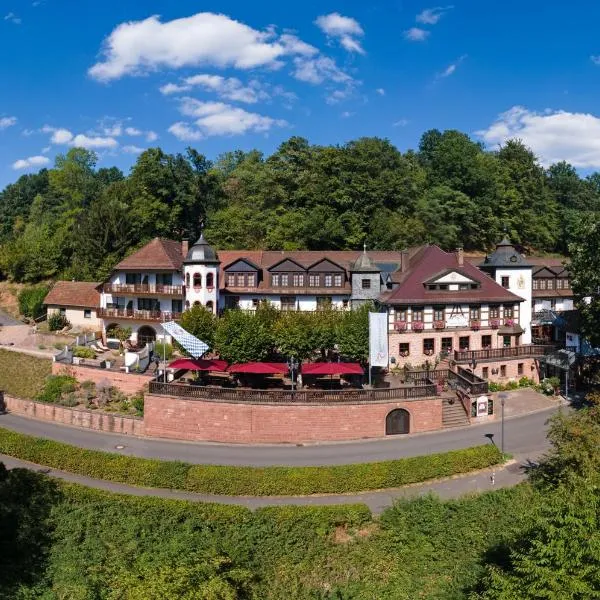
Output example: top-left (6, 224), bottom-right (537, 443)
top-left (301, 362), bottom-right (364, 376)
top-left (168, 358), bottom-right (229, 372)
top-left (228, 362), bottom-right (289, 374)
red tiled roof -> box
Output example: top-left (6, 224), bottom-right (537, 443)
top-left (383, 245), bottom-right (523, 305)
top-left (44, 281), bottom-right (100, 308)
top-left (115, 238), bottom-right (185, 271)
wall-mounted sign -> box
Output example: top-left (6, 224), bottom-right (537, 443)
top-left (476, 395), bottom-right (489, 417)
top-left (447, 314), bottom-right (469, 328)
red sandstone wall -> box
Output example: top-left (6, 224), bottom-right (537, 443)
top-left (52, 362), bottom-right (150, 395)
top-left (143, 395), bottom-right (443, 443)
top-left (4, 395), bottom-right (144, 436)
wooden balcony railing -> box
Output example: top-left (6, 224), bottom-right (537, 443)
top-left (103, 284), bottom-right (185, 296)
top-left (148, 381), bottom-right (440, 403)
top-left (98, 308), bottom-right (182, 322)
top-left (453, 345), bottom-right (554, 363)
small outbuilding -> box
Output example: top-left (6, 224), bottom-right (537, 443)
top-left (44, 281), bottom-right (101, 329)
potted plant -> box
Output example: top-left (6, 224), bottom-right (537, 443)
top-left (490, 319), bottom-right (500, 329)
top-left (433, 320), bottom-right (445, 330)
top-left (504, 318), bottom-right (515, 327)
top-left (411, 321), bottom-right (424, 332)
top-left (470, 320), bottom-right (481, 331)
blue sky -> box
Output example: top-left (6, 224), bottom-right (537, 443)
top-left (2, 0), bottom-right (600, 187)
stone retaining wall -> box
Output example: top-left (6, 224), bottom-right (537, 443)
top-left (143, 394), bottom-right (443, 443)
top-left (4, 394), bottom-right (144, 436)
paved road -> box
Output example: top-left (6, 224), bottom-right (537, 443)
top-left (0, 406), bottom-right (558, 467)
top-left (1, 453), bottom-right (533, 514)
top-left (0, 308), bottom-right (21, 327)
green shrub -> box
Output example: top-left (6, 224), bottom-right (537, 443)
top-left (36, 375), bottom-right (77, 403)
top-left (0, 427), bottom-right (503, 496)
top-left (18, 285), bottom-right (50, 319)
top-left (152, 342), bottom-right (173, 360)
top-left (130, 392), bottom-right (144, 416)
top-left (72, 346), bottom-right (96, 359)
top-left (48, 312), bottom-right (70, 331)
top-left (518, 377), bottom-right (535, 388)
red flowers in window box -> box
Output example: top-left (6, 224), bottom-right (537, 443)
top-left (433, 320), bottom-right (445, 330)
top-left (490, 319), bottom-right (500, 329)
top-left (504, 318), bottom-right (515, 327)
top-left (411, 321), bottom-right (424, 332)
top-left (394, 320), bottom-right (407, 332)
top-left (470, 320), bottom-right (481, 330)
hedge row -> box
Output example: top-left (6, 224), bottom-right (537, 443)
top-left (0, 427), bottom-right (504, 496)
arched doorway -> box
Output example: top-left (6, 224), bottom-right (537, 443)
top-left (386, 409), bottom-right (410, 435)
top-left (137, 325), bottom-right (156, 347)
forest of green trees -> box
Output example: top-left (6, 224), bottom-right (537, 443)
top-left (1, 129), bottom-right (599, 284)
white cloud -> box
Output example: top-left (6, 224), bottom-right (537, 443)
top-left (122, 145), bottom-right (145, 154)
top-left (404, 27), bottom-right (429, 42)
top-left (88, 12), bottom-right (318, 81)
top-left (416, 6), bottom-right (453, 25)
top-left (173, 97), bottom-right (287, 137)
top-left (161, 73), bottom-right (268, 103)
top-left (315, 12), bottom-right (365, 54)
top-left (591, 55), bottom-right (600, 66)
top-left (0, 116), bottom-right (17, 130)
top-left (4, 12), bottom-right (21, 24)
top-left (438, 55), bottom-right (466, 78)
top-left (292, 55), bottom-right (352, 84)
top-left (477, 106), bottom-right (600, 168)
top-left (146, 130), bottom-right (158, 142)
top-left (12, 155), bottom-right (50, 170)
top-left (125, 126), bottom-right (142, 136)
top-left (393, 119), bottom-right (409, 127)
top-left (41, 146), bottom-right (51, 154)
top-left (71, 134), bottom-right (118, 149)
top-left (376, 88), bottom-right (385, 96)
top-left (42, 126), bottom-right (74, 144)
top-left (168, 122), bottom-right (204, 141)
top-left (341, 111), bottom-right (355, 118)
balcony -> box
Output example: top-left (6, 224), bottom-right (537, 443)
top-left (98, 307), bottom-right (182, 322)
top-left (103, 283), bottom-right (184, 296)
top-left (453, 344), bottom-right (555, 363)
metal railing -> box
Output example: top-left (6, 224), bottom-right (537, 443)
top-left (453, 345), bottom-right (554, 363)
top-left (103, 284), bottom-right (185, 296)
top-left (98, 308), bottom-right (182, 322)
top-left (148, 381), bottom-right (439, 404)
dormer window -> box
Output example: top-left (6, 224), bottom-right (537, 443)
top-left (281, 274), bottom-right (289, 287)
top-left (292, 274), bottom-right (304, 287)
top-left (309, 274), bottom-right (319, 287)
top-left (334, 274), bottom-right (342, 286)
top-left (324, 274), bottom-right (332, 287)
top-left (227, 274), bottom-right (235, 287)
top-left (272, 274), bottom-right (280, 287)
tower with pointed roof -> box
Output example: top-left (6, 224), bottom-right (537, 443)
top-left (479, 237), bottom-right (533, 344)
top-left (183, 232), bottom-right (220, 314)
top-left (350, 244), bottom-right (381, 308)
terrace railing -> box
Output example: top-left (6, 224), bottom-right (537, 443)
top-left (103, 284), bottom-right (185, 296)
top-left (453, 345), bottom-right (554, 363)
top-left (98, 308), bottom-right (182, 322)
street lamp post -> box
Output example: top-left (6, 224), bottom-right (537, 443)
top-left (288, 356), bottom-right (299, 393)
top-left (498, 392), bottom-right (508, 455)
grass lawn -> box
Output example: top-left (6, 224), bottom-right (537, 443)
top-left (0, 348), bottom-right (52, 399)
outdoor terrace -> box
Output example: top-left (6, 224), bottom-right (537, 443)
top-left (103, 284), bottom-right (185, 296)
top-left (453, 344), bottom-right (555, 363)
top-left (98, 308), bottom-right (183, 322)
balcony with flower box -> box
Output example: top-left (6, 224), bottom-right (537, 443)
top-left (411, 321), bottom-right (424, 332)
top-left (394, 320), bottom-right (408, 332)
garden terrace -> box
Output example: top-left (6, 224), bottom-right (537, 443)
top-left (453, 344), bottom-right (555, 363)
top-left (97, 308), bottom-right (183, 322)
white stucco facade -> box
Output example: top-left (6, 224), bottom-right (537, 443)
top-left (492, 268), bottom-right (532, 344)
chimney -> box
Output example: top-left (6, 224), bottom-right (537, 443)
top-left (457, 247), bottom-right (464, 267)
top-left (401, 250), bottom-right (409, 273)
top-left (182, 239), bottom-right (189, 258)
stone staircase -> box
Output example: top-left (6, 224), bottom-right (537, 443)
top-left (442, 398), bottom-right (470, 428)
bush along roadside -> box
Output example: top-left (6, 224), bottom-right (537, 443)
top-left (0, 427), bottom-right (504, 496)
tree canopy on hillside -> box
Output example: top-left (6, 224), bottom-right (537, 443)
top-left (0, 130), bottom-right (596, 283)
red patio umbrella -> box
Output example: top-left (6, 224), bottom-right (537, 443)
top-left (227, 362), bottom-right (289, 374)
top-left (301, 362), bottom-right (364, 376)
top-left (168, 358), bottom-right (229, 372)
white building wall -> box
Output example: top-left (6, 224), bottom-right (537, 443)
top-left (226, 295), bottom-right (349, 311)
top-left (494, 268), bottom-right (532, 344)
top-left (48, 306), bottom-right (101, 330)
top-left (183, 264), bottom-right (218, 313)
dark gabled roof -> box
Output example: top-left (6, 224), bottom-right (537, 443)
top-left (307, 257), bottom-right (347, 272)
top-left (222, 257), bottom-right (261, 272)
top-left (184, 232), bottom-right (219, 265)
top-left (115, 238), bottom-right (184, 271)
top-left (382, 246), bottom-right (522, 305)
top-left (533, 267), bottom-right (558, 278)
top-left (44, 281), bottom-right (101, 308)
top-left (479, 237), bottom-right (532, 269)
top-left (268, 257), bottom-right (308, 272)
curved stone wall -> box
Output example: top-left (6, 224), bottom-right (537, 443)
top-left (143, 393), bottom-right (443, 443)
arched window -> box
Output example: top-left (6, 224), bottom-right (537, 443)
top-left (193, 273), bottom-right (202, 288)
top-left (206, 272), bottom-right (214, 289)
top-left (185, 273), bottom-right (190, 288)
top-left (386, 409), bottom-right (410, 435)
top-left (206, 300), bottom-right (214, 313)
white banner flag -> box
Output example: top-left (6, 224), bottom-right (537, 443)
top-left (162, 321), bottom-right (209, 358)
top-left (369, 312), bottom-right (389, 367)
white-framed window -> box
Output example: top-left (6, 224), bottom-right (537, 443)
top-left (334, 274), bottom-right (342, 287)
top-left (309, 274), bottom-right (320, 287)
top-left (272, 274), bottom-right (280, 287)
top-left (281, 274), bottom-right (289, 287)
top-left (324, 274), bottom-right (333, 287)
top-left (227, 273), bottom-right (235, 287)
